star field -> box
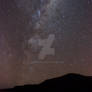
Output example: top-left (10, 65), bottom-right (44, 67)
top-left (0, 0), bottom-right (92, 88)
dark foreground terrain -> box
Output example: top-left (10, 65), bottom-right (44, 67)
top-left (2, 73), bottom-right (92, 92)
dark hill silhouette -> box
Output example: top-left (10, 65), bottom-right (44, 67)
top-left (2, 73), bottom-right (92, 92)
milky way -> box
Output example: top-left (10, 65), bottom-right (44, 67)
top-left (0, 0), bottom-right (92, 89)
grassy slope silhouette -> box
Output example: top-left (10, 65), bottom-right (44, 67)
top-left (2, 73), bottom-right (92, 92)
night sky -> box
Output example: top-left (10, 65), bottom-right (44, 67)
top-left (0, 0), bottom-right (92, 88)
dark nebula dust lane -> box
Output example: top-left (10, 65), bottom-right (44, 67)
top-left (0, 0), bottom-right (92, 89)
